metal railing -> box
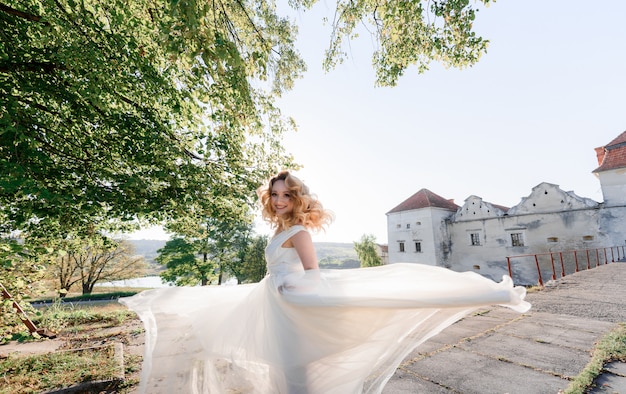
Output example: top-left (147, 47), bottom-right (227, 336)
top-left (506, 246), bottom-right (626, 286)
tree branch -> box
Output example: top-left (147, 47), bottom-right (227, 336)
top-left (0, 61), bottom-right (64, 74)
top-left (0, 3), bottom-right (49, 24)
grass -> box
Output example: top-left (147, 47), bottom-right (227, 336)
top-left (564, 322), bottom-right (626, 394)
top-left (34, 300), bottom-right (133, 334)
top-left (0, 344), bottom-right (121, 394)
top-left (1, 298), bottom-right (143, 394)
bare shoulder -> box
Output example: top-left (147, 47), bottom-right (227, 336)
top-left (281, 227), bottom-right (311, 248)
top-left (291, 230), bottom-right (314, 252)
top-left (291, 229), bottom-right (312, 243)
top-left (290, 228), bottom-right (318, 270)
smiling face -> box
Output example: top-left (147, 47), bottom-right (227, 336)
top-left (271, 179), bottom-right (294, 217)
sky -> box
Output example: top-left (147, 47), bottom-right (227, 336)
top-left (131, 1), bottom-right (626, 244)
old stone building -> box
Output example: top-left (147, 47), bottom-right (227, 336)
top-left (386, 131), bottom-right (626, 285)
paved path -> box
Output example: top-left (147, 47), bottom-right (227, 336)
top-left (383, 262), bottom-right (626, 394)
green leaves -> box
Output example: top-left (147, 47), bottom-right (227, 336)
top-left (157, 237), bottom-right (217, 286)
top-left (0, 0), bottom-right (296, 237)
top-left (323, 0), bottom-right (492, 86)
top-left (1, 0), bottom-right (494, 238)
top-left (354, 234), bottom-right (383, 267)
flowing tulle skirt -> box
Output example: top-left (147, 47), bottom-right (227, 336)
top-left (120, 263), bottom-right (529, 394)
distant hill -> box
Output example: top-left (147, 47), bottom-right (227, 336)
top-left (128, 239), bottom-right (167, 263)
top-left (315, 242), bottom-right (360, 269)
top-left (128, 239), bottom-right (359, 269)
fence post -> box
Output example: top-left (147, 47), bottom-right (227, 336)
top-left (534, 255), bottom-right (544, 286)
top-left (611, 247), bottom-right (615, 263)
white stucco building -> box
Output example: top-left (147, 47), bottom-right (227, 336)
top-left (386, 131), bottom-right (626, 285)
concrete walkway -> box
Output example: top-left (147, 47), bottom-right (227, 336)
top-left (383, 262), bottom-right (626, 394)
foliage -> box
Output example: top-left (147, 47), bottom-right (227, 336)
top-left (1, 0), bottom-right (298, 239)
top-left (162, 206), bottom-right (260, 286)
top-left (231, 234), bottom-right (268, 284)
top-left (156, 237), bottom-right (216, 286)
top-left (158, 214), bottom-right (257, 285)
top-left (1, 0), bottom-right (495, 331)
top-left (48, 235), bottom-right (146, 296)
top-left (354, 234), bottom-right (382, 267)
top-left (321, 0), bottom-right (493, 86)
top-left (1, 0), bottom-right (299, 333)
top-left (1, 0), bottom-right (494, 237)
top-left (0, 237), bottom-right (48, 340)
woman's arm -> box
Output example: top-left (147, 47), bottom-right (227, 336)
top-left (291, 230), bottom-right (319, 270)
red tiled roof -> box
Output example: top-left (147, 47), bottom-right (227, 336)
top-left (593, 130), bottom-right (626, 173)
top-left (606, 130), bottom-right (626, 146)
top-left (387, 189), bottom-right (459, 214)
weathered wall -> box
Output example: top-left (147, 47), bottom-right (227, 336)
top-left (599, 205), bottom-right (626, 246)
top-left (387, 207), bottom-right (454, 265)
top-left (445, 207), bottom-right (610, 284)
top-left (386, 166), bottom-right (626, 285)
top-left (598, 169), bottom-right (626, 206)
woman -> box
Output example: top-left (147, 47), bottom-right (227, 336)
top-left (121, 171), bottom-right (530, 394)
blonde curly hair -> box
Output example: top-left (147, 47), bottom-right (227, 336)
top-left (258, 171), bottom-right (333, 232)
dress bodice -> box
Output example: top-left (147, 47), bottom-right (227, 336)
top-left (265, 225), bottom-right (306, 277)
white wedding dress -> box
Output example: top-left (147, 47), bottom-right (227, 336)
top-left (121, 225), bottom-right (530, 394)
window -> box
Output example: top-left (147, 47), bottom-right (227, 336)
top-left (511, 233), bottom-right (524, 247)
top-left (399, 242), bottom-right (405, 252)
top-left (415, 242), bottom-right (422, 253)
top-left (470, 233), bottom-right (481, 246)
top-left (547, 237), bottom-right (558, 243)
top-left (406, 223), bottom-right (411, 229)
top-left (582, 235), bottom-right (594, 241)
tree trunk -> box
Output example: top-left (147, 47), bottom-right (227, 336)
top-left (82, 283), bottom-right (93, 295)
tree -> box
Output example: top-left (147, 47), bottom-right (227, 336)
top-left (231, 234), bottom-right (268, 284)
top-left (160, 215), bottom-right (268, 286)
top-left (1, 0), bottom-right (492, 237)
top-left (1, 0), bottom-right (494, 298)
top-left (1, 0), bottom-right (298, 239)
top-left (50, 236), bottom-right (146, 296)
top-left (160, 211), bottom-right (255, 285)
top-left (323, 0), bottom-right (493, 86)
top-left (354, 234), bottom-right (382, 268)
top-left (156, 237), bottom-right (216, 287)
